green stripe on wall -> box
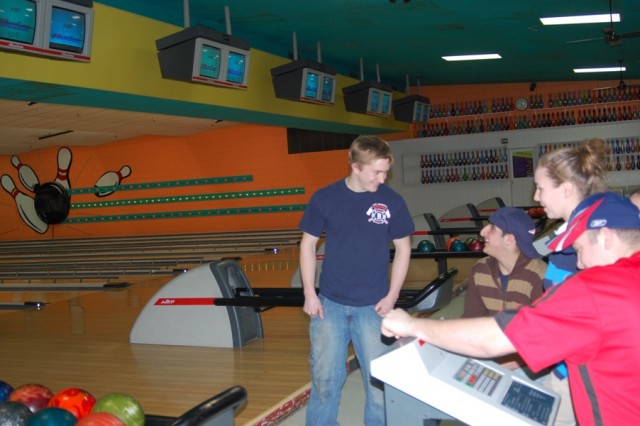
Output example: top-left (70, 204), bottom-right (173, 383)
top-left (70, 175), bottom-right (253, 195)
top-left (71, 188), bottom-right (305, 209)
top-left (64, 204), bottom-right (308, 224)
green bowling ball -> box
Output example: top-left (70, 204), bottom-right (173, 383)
top-left (417, 240), bottom-right (435, 253)
top-left (91, 393), bottom-right (144, 426)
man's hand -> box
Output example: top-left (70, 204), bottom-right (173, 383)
top-left (303, 292), bottom-right (324, 319)
top-left (375, 294), bottom-right (398, 316)
top-left (381, 308), bottom-right (414, 338)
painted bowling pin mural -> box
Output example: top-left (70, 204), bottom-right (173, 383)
top-left (2, 147), bottom-right (133, 234)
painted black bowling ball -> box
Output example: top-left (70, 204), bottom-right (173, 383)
top-left (34, 182), bottom-right (70, 224)
top-left (0, 401), bottom-right (33, 426)
top-left (450, 239), bottom-right (469, 252)
top-left (417, 240), bottom-right (435, 253)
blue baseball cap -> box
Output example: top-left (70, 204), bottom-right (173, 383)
top-left (489, 207), bottom-right (541, 259)
top-left (548, 192), bottom-right (640, 252)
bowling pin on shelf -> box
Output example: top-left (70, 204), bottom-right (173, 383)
top-left (11, 155), bottom-right (40, 192)
top-left (1, 174), bottom-right (48, 234)
top-left (54, 147), bottom-right (72, 192)
top-left (94, 165), bottom-right (131, 197)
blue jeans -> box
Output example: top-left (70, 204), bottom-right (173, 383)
top-left (305, 295), bottom-right (389, 426)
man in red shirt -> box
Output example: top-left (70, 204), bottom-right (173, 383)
top-left (381, 192), bottom-right (640, 426)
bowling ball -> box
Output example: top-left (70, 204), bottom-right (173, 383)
top-left (450, 239), bottom-right (468, 252)
top-left (445, 237), bottom-right (460, 251)
top-left (77, 412), bottom-right (126, 426)
top-left (9, 384), bottom-right (53, 413)
top-left (33, 182), bottom-right (70, 224)
top-left (92, 393), bottom-right (144, 426)
top-left (26, 407), bottom-right (78, 426)
top-left (468, 238), bottom-right (485, 252)
top-left (0, 381), bottom-right (13, 402)
top-left (47, 387), bottom-right (96, 419)
top-left (26, 407), bottom-right (76, 426)
top-left (416, 240), bottom-right (435, 253)
top-left (0, 401), bottom-right (33, 425)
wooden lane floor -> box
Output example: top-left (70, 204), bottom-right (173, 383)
top-left (0, 248), bottom-right (475, 425)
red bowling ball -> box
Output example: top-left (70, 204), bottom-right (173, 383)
top-left (76, 412), bottom-right (126, 426)
top-left (47, 387), bottom-right (96, 419)
top-left (8, 384), bottom-right (53, 413)
top-left (468, 238), bottom-right (485, 252)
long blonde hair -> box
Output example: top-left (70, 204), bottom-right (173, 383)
top-left (537, 138), bottom-right (609, 199)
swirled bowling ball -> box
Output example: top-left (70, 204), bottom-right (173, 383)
top-left (26, 407), bottom-right (76, 426)
top-left (47, 388), bottom-right (96, 420)
top-left (417, 240), bottom-right (435, 253)
top-left (91, 393), bottom-right (144, 426)
top-left (0, 381), bottom-right (13, 402)
top-left (9, 384), bottom-right (53, 413)
top-left (450, 239), bottom-right (469, 252)
top-left (77, 412), bottom-right (126, 426)
top-left (0, 401), bottom-right (33, 425)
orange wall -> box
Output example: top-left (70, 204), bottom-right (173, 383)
top-left (0, 124), bottom-right (352, 241)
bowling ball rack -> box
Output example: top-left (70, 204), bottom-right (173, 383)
top-left (145, 385), bottom-right (247, 426)
top-left (213, 268), bottom-right (458, 314)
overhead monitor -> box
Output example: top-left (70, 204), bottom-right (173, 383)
top-left (157, 25), bottom-right (251, 89)
top-left (0, 0), bottom-right (44, 54)
top-left (342, 81), bottom-right (393, 117)
top-left (0, 0), bottom-right (93, 61)
top-left (271, 59), bottom-right (337, 105)
top-left (393, 95), bottom-right (431, 123)
top-left (42, 0), bottom-right (93, 61)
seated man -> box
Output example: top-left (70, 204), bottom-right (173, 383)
top-left (381, 192), bottom-right (640, 426)
top-left (463, 207), bottom-right (546, 318)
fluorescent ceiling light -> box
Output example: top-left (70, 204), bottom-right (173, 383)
top-left (574, 67), bottom-right (625, 73)
top-left (540, 14), bottom-right (620, 25)
top-left (442, 54), bottom-right (501, 61)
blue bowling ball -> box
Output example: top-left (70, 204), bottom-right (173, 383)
top-left (26, 407), bottom-right (76, 426)
top-left (0, 381), bottom-right (12, 402)
top-left (450, 239), bottom-right (469, 252)
top-left (417, 240), bottom-right (435, 253)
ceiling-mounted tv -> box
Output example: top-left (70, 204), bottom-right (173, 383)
top-left (157, 25), bottom-right (251, 89)
top-left (0, 0), bottom-right (45, 54)
top-left (41, 0), bottom-right (93, 61)
top-left (392, 94), bottom-right (431, 123)
top-left (0, 0), bottom-right (93, 61)
top-left (271, 60), bottom-right (336, 105)
top-left (343, 81), bottom-right (393, 117)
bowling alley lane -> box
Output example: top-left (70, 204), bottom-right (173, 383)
top-left (0, 247), bottom-right (473, 424)
top-left (0, 251), bottom-right (313, 425)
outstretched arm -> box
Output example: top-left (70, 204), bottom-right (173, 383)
top-left (382, 309), bottom-right (517, 359)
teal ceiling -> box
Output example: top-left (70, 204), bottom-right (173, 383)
top-left (100, 0), bottom-right (640, 90)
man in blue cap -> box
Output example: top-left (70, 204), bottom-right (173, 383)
top-left (381, 192), bottom-right (640, 426)
top-left (463, 207), bottom-right (546, 318)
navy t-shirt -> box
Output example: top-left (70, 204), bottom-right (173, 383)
top-left (299, 179), bottom-right (414, 306)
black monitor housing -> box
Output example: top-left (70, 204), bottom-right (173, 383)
top-left (342, 81), bottom-right (393, 117)
top-left (156, 25), bottom-right (251, 89)
top-left (271, 59), bottom-right (337, 105)
top-left (392, 95), bottom-right (431, 123)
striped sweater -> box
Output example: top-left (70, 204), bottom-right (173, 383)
top-left (462, 253), bottom-right (547, 318)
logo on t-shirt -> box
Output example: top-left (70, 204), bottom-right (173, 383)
top-left (367, 203), bottom-right (390, 224)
